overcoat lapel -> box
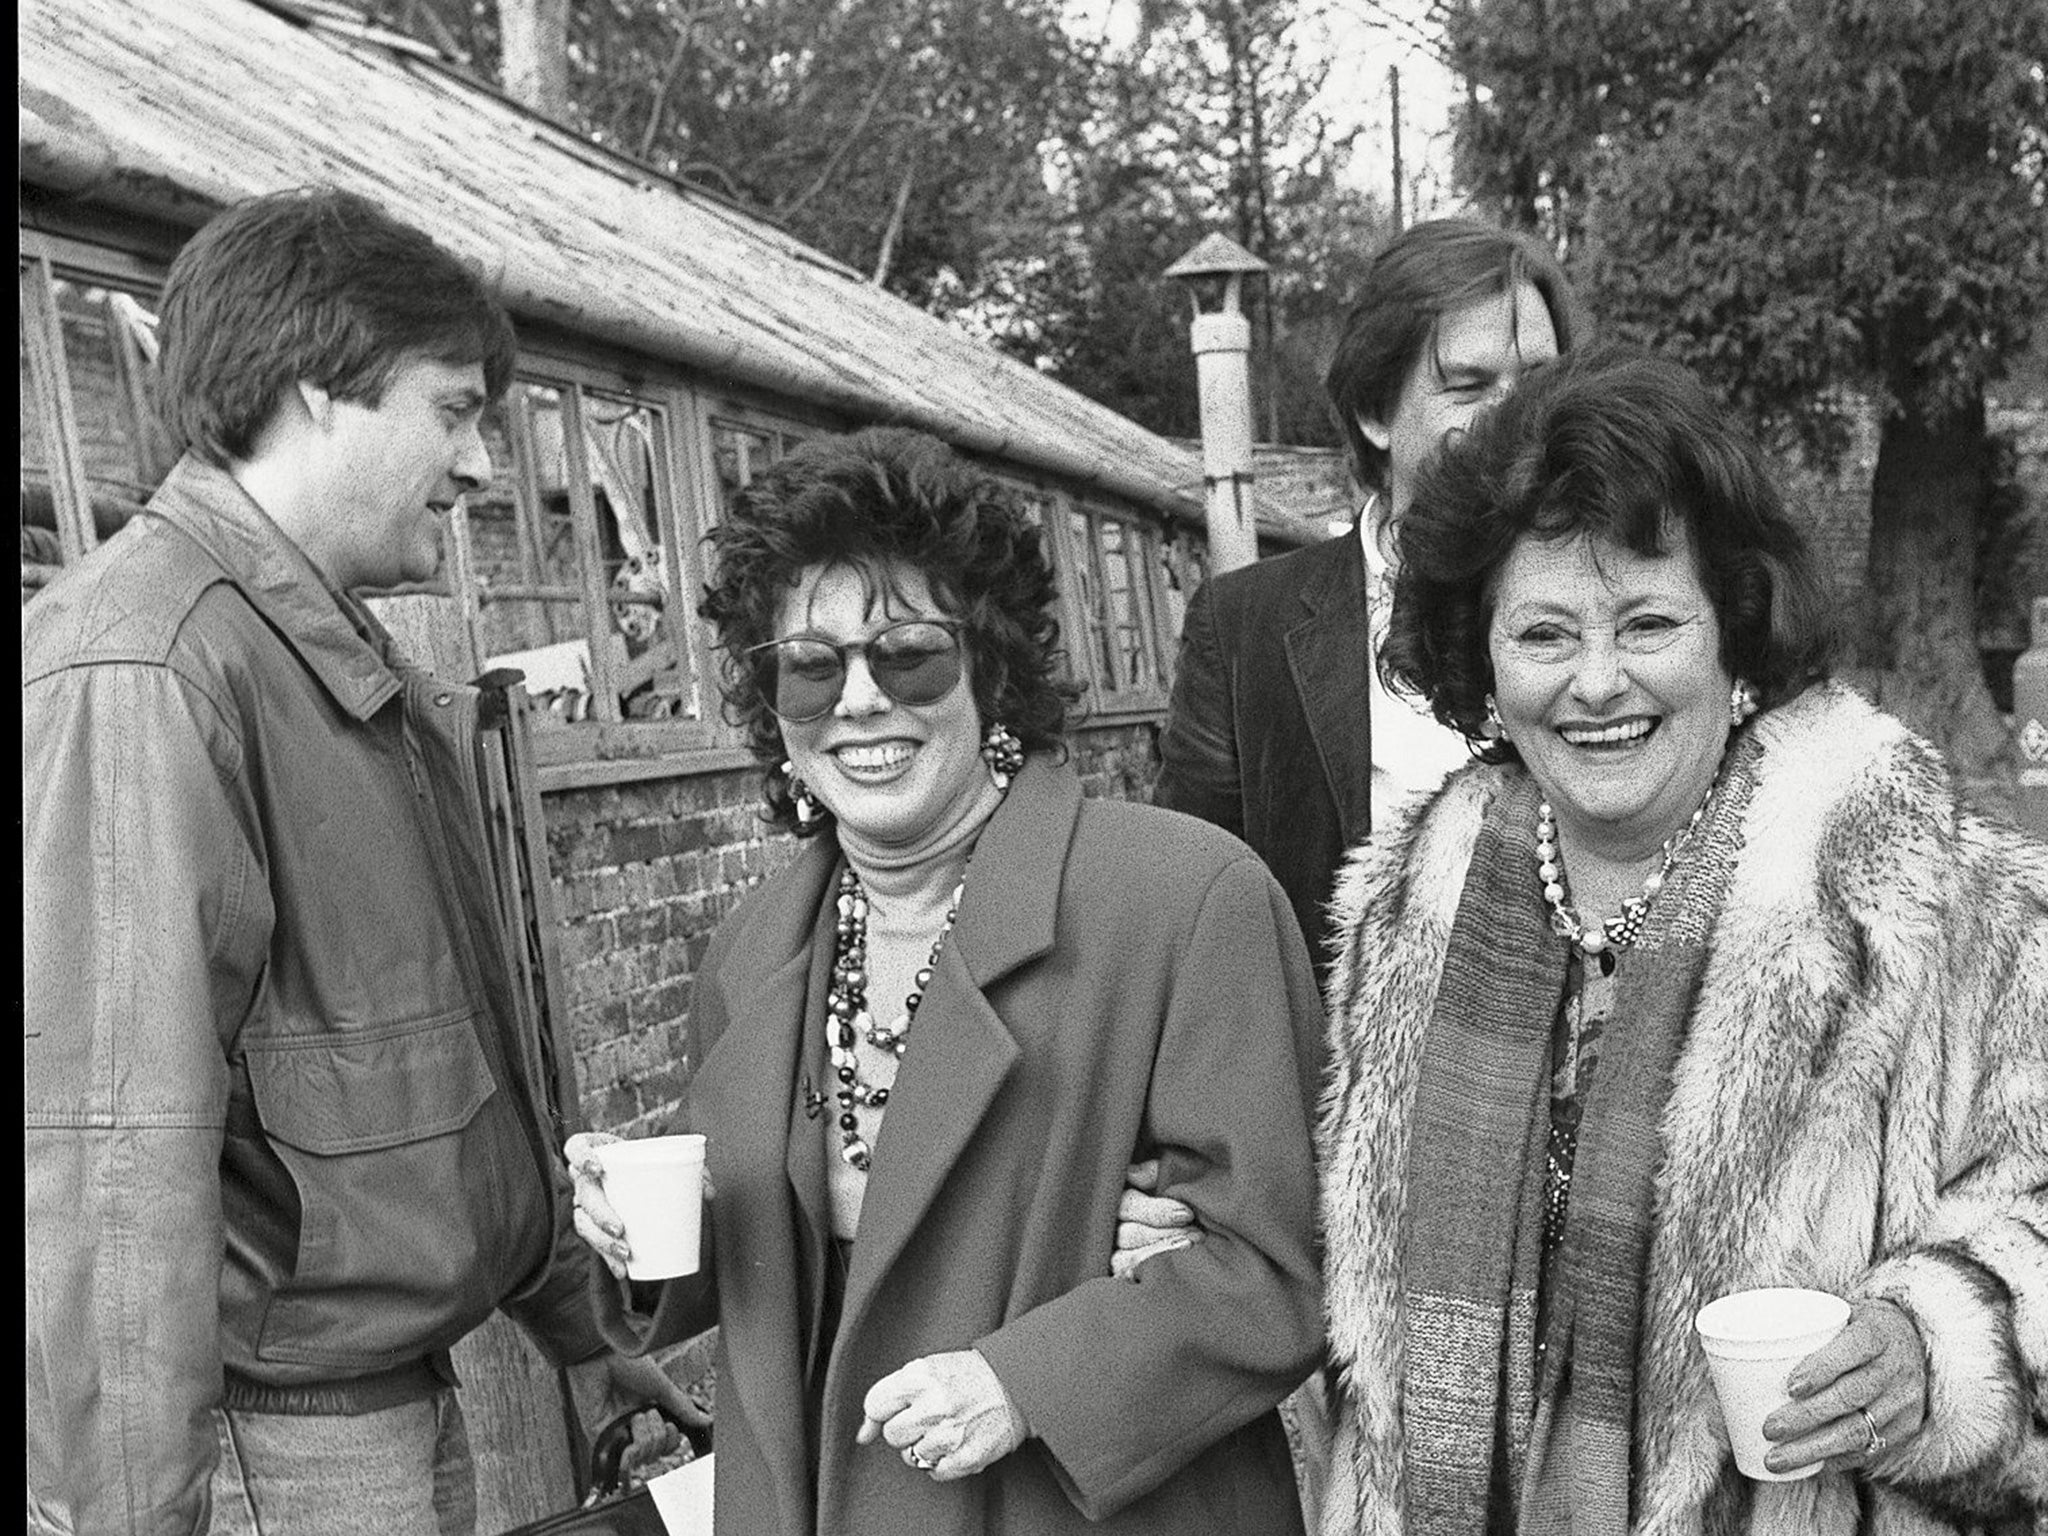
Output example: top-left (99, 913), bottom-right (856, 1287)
top-left (688, 837), bottom-right (838, 1530)
top-left (1284, 536), bottom-right (1373, 846)
top-left (829, 758), bottom-right (1074, 1356)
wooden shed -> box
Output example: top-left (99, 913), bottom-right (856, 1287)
top-left (20, 0), bottom-right (1332, 1525)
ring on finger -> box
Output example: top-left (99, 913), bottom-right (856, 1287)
top-left (1859, 1407), bottom-right (1886, 1457)
top-left (905, 1447), bottom-right (937, 1471)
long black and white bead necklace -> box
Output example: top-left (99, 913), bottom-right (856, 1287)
top-left (1535, 783), bottom-right (1716, 961)
top-left (826, 864), bottom-right (964, 1171)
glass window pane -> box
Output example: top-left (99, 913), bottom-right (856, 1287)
top-left (709, 419), bottom-right (779, 515)
top-left (1097, 517), bottom-right (1154, 692)
top-left (53, 279), bottom-right (176, 516)
top-left (19, 297), bottom-right (66, 581)
top-left (21, 271), bottom-right (172, 572)
top-left (1067, 508), bottom-right (1116, 686)
top-left (586, 393), bottom-right (694, 722)
top-left (476, 383), bottom-right (589, 724)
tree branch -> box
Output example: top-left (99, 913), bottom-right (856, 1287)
top-left (781, 52), bottom-right (905, 219)
top-left (871, 159), bottom-right (917, 287)
top-left (637, 11), bottom-right (706, 162)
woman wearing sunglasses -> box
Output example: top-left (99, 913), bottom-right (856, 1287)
top-left (566, 427), bottom-right (1324, 1535)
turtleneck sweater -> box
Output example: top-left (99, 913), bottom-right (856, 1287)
top-left (825, 767), bottom-right (1010, 1240)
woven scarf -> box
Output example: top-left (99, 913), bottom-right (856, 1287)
top-left (1401, 763), bottom-right (1745, 1536)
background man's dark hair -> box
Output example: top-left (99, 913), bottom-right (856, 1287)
top-left (155, 186), bottom-right (517, 466)
top-left (1323, 217), bottom-right (1579, 498)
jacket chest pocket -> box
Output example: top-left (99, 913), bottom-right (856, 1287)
top-left (242, 1013), bottom-right (519, 1370)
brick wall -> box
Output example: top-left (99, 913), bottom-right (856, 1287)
top-left (546, 764), bottom-right (789, 1134)
top-left (548, 720), bottom-right (1165, 1136)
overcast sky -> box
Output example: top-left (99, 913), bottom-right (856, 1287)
top-left (1314, 1), bottom-right (1464, 217)
top-left (1064, 0), bottom-right (1467, 219)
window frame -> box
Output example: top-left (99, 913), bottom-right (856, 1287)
top-left (473, 368), bottom-right (843, 790)
top-left (455, 351), bottom-right (743, 777)
top-left (20, 239), bottom-right (110, 568)
top-left (1035, 486), bottom-right (1177, 719)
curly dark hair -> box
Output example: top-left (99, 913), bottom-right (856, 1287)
top-left (1383, 342), bottom-right (1834, 763)
top-left (700, 426), bottom-right (1079, 832)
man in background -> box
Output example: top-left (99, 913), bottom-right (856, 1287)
top-left (1153, 216), bottom-right (1578, 979)
top-left (1137, 214), bottom-right (1581, 1535)
top-left (24, 186), bottom-right (686, 1536)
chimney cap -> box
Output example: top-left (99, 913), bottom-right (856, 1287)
top-left (1165, 233), bottom-right (1269, 281)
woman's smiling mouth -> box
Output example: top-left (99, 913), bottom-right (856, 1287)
top-left (833, 741), bottom-right (917, 775)
top-left (1559, 717), bottom-right (1658, 748)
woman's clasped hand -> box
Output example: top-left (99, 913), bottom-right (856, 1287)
top-left (856, 1349), bottom-right (1028, 1480)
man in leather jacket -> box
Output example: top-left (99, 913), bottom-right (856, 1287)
top-left (24, 188), bottom-right (686, 1536)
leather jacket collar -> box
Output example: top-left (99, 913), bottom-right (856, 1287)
top-left (145, 455), bottom-right (403, 722)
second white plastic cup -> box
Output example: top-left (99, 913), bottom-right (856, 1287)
top-left (1694, 1286), bottom-right (1850, 1481)
top-left (591, 1133), bottom-right (706, 1280)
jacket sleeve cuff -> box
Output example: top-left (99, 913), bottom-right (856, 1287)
top-left (1856, 1210), bottom-right (2048, 1510)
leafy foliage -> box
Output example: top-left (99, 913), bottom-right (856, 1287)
top-left (1450, 0), bottom-right (2047, 460)
top-left (374, 0), bottom-right (1083, 302)
top-left (370, 0), bottom-right (1392, 444)
top-left (1004, 1), bottom-right (1391, 442)
top-left (1447, 0), bottom-right (2048, 788)
top-left (1587, 0), bottom-right (2046, 459)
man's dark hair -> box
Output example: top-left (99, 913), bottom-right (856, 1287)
top-left (1323, 217), bottom-right (1579, 498)
top-left (701, 426), bottom-right (1079, 834)
top-left (155, 187), bottom-right (517, 466)
top-left (1382, 342), bottom-right (1834, 758)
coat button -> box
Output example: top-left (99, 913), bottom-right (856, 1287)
top-left (433, 692), bottom-right (452, 706)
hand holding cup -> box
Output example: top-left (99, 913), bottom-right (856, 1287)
top-left (565, 1130), bottom-right (707, 1281)
top-left (1760, 1297), bottom-right (1926, 1476)
top-left (1695, 1287), bottom-right (1848, 1481)
top-left (566, 1131), bottom-right (630, 1278)
top-left (1697, 1287), bottom-right (1925, 1481)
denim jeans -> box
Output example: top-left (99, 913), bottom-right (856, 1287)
top-left (208, 1391), bottom-right (477, 1536)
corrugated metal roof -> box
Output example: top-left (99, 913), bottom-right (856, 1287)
top-left (19, 0), bottom-right (1312, 544)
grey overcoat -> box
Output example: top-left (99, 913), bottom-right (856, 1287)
top-left (626, 755), bottom-right (1325, 1535)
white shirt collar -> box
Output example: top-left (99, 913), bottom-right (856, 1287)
top-left (1356, 491), bottom-right (1396, 584)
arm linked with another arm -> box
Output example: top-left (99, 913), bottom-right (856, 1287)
top-left (975, 855), bottom-right (1325, 1519)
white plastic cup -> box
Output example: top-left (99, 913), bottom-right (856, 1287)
top-left (1694, 1287), bottom-right (1850, 1481)
top-left (590, 1134), bottom-right (706, 1280)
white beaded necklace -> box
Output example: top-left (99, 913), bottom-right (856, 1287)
top-left (1535, 783), bottom-right (1716, 957)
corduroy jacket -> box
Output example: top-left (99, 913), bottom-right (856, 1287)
top-left (1153, 532), bottom-right (1373, 984)
top-left (24, 458), bottom-right (610, 1536)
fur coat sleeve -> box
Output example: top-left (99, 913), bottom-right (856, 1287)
top-left (1318, 683), bottom-right (2048, 1535)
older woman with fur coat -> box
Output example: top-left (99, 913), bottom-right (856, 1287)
top-left (1316, 345), bottom-right (2046, 1535)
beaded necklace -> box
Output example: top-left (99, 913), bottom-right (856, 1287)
top-left (825, 864), bottom-right (964, 1171)
top-left (1535, 778), bottom-right (1717, 958)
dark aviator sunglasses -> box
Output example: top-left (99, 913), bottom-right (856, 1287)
top-left (745, 620), bottom-right (966, 724)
